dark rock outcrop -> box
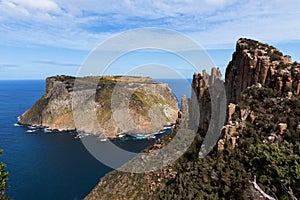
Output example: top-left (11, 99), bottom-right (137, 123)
top-left (218, 38), bottom-right (300, 149)
top-left (85, 67), bottom-right (226, 200)
top-left (85, 38), bottom-right (300, 199)
top-left (225, 38), bottom-right (300, 103)
top-left (190, 68), bottom-right (225, 132)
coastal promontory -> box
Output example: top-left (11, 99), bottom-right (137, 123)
top-left (85, 38), bottom-right (300, 199)
top-left (18, 76), bottom-right (178, 138)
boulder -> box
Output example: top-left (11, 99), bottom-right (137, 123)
top-left (278, 123), bottom-right (287, 134)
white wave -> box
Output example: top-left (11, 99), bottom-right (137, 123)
top-left (118, 134), bottom-right (126, 138)
top-left (26, 129), bottom-right (37, 133)
top-left (147, 135), bottom-right (156, 139)
top-left (43, 128), bottom-right (52, 133)
top-left (75, 133), bottom-right (90, 139)
top-left (74, 134), bottom-right (83, 139)
top-left (14, 123), bottom-right (21, 127)
top-left (28, 126), bottom-right (38, 130)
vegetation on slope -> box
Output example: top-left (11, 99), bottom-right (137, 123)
top-left (0, 150), bottom-right (9, 200)
top-left (86, 87), bottom-right (300, 200)
top-left (19, 75), bottom-right (178, 137)
top-left (158, 88), bottom-right (300, 199)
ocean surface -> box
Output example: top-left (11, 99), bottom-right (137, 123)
top-left (0, 79), bottom-right (191, 199)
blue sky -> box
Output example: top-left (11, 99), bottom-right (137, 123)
top-left (0, 0), bottom-right (300, 79)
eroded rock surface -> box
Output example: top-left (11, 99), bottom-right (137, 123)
top-left (19, 76), bottom-right (178, 138)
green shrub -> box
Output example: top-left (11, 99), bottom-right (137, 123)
top-left (250, 142), bottom-right (300, 198)
top-left (0, 150), bottom-right (9, 198)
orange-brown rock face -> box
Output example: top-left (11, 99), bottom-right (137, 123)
top-left (19, 75), bottom-right (178, 138)
top-left (191, 72), bottom-right (211, 131)
top-left (225, 38), bottom-right (300, 103)
top-left (190, 68), bottom-right (225, 131)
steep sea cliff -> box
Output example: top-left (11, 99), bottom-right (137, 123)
top-left (18, 76), bottom-right (178, 138)
top-left (85, 38), bottom-right (300, 199)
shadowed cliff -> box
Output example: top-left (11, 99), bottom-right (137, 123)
top-left (85, 38), bottom-right (300, 200)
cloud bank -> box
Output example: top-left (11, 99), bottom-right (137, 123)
top-left (0, 0), bottom-right (300, 50)
top-left (33, 59), bottom-right (80, 67)
top-left (0, 63), bottom-right (19, 69)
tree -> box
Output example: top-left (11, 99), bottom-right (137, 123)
top-left (250, 142), bottom-right (300, 199)
top-left (0, 150), bottom-right (9, 199)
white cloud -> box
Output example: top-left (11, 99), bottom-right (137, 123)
top-left (205, 0), bottom-right (227, 6)
top-left (0, 63), bottom-right (19, 68)
top-left (12, 0), bottom-right (60, 11)
top-left (0, 0), bottom-right (300, 50)
top-left (33, 59), bottom-right (80, 67)
top-left (0, 1), bottom-right (29, 16)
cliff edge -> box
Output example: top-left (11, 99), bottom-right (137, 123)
top-left (226, 38), bottom-right (300, 103)
top-left (85, 38), bottom-right (300, 199)
top-left (18, 76), bottom-right (178, 138)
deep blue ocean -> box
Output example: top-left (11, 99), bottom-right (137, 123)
top-left (0, 79), bottom-right (191, 199)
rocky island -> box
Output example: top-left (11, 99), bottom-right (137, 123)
top-left (85, 38), bottom-right (300, 199)
top-left (18, 76), bottom-right (178, 138)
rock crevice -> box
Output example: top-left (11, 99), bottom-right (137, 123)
top-left (225, 38), bottom-right (300, 103)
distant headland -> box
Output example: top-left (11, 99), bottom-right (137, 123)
top-left (18, 75), bottom-right (178, 139)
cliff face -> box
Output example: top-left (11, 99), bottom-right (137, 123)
top-left (190, 68), bottom-right (223, 131)
top-left (19, 76), bottom-right (75, 131)
top-left (226, 38), bottom-right (300, 103)
top-left (219, 38), bottom-right (300, 151)
top-left (158, 39), bottom-right (300, 199)
top-left (85, 38), bottom-right (300, 199)
top-left (19, 75), bottom-right (178, 138)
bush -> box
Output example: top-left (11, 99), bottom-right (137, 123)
top-left (250, 142), bottom-right (300, 199)
top-left (0, 150), bottom-right (8, 198)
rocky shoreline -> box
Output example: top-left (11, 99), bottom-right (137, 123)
top-left (18, 76), bottom-right (179, 139)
